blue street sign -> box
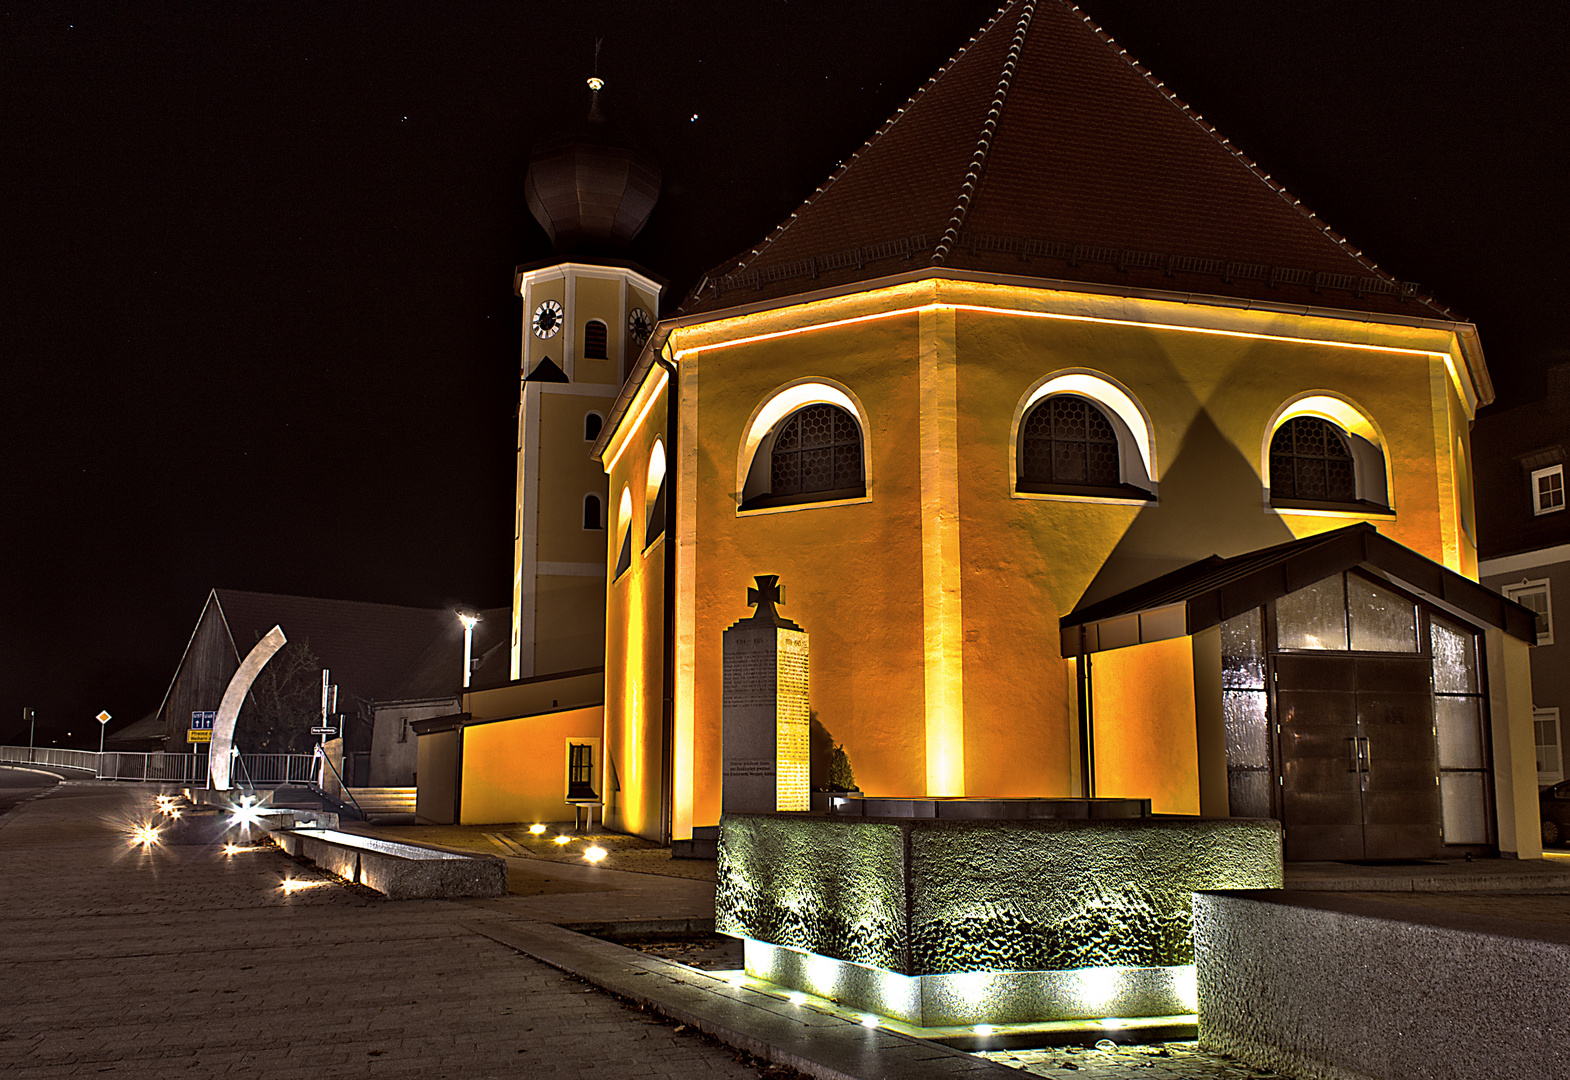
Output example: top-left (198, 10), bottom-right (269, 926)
top-left (190, 711), bottom-right (216, 731)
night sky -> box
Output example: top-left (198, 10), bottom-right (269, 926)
top-left (5, 2), bottom-right (1567, 746)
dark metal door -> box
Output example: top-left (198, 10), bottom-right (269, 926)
top-left (1277, 655), bottom-right (1363, 861)
top-left (1355, 656), bottom-right (1440, 859)
top-left (1276, 653), bottom-right (1441, 861)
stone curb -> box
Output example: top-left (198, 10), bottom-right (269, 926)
top-left (463, 916), bottom-right (1017, 1080)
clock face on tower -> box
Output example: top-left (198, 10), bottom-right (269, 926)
top-left (627, 306), bottom-right (652, 348)
top-left (532, 299), bottom-right (563, 339)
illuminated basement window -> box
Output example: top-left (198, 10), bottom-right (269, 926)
top-left (583, 319), bottom-right (608, 360)
top-left (567, 742), bottom-right (597, 799)
top-left (742, 402), bottom-right (864, 510)
top-left (1269, 416), bottom-right (1388, 512)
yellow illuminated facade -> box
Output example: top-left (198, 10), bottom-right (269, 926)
top-left (600, 272), bottom-right (1499, 839)
top-left (485, 0), bottom-right (1542, 859)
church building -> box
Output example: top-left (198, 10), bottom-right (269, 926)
top-left (454, 0), bottom-right (1541, 861)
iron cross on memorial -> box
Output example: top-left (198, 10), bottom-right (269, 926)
top-left (747, 575), bottom-right (786, 621)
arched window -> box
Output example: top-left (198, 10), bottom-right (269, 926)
top-left (583, 494), bottom-right (603, 531)
top-left (1017, 395), bottom-right (1151, 498)
top-left (584, 412), bottom-right (603, 442)
top-left (614, 487), bottom-right (633, 579)
top-left (645, 441), bottom-right (667, 548)
top-left (1269, 416), bottom-right (1387, 510)
top-left (583, 320), bottom-right (608, 360)
top-left (744, 402), bottom-right (865, 509)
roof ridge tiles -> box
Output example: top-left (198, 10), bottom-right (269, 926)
top-left (933, 1), bottom-right (1036, 266)
top-left (1062, 2), bottom-right (1453, 319)
top-left (695, 4), bottom-right (1016, 291)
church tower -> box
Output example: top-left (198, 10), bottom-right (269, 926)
top-left (511, 75), bottom-right (662, 680)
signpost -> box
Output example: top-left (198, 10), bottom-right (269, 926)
top-left (96, 710), bottom-right (111, 754)
top-left (317, 670), bottom-right (337, 747)
top-left (23, 708), bottom-right (35, 762)
top-left (188, 710), bottom-right (216, 745)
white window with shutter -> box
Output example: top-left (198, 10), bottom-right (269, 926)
top-left (1536, 708), bottom-right (1563, 786)
top-left (1531, 464), bottom-right (1565, 515)
top-left (1503, 579), bottom-right (1553, 646)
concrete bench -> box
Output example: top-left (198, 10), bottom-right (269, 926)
top-left (272, 827), bottom-right (505, 900)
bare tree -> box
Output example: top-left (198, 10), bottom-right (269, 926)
top-left (238, 635), bottom-right (324, 754)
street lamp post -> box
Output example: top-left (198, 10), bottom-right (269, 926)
top-left (24, 708), bottom-right (35, 763)
top-left (458, 612), bottom-right (480, 689)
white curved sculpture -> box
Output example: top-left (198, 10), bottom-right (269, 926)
top-left (209, 625), bottom-right (286, 790)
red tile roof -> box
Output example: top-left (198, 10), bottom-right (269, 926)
top-left (681, 0), bottom-right (1452, 320)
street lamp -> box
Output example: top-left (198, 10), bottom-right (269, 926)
top-left (457, 612), bottom-right (480, 689)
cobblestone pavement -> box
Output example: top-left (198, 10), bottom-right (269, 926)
top-left (0, 783), bottom-right (792, 1079)
top-left (980, 1042), bottom-right (1282, 1078)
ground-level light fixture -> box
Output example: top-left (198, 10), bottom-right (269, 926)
top-left (552, 834), bottom-right (573, 846)
top-left (528, 823), bottom-right (546, 835)
top-left (130, 823), bottom-right (160, 847)
top-left (583, 845), bottom-right (607, 863)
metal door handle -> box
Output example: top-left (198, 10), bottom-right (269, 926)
top-left (1359, 736), bottom-right (1371, 774)
top-left (1349, 737), bottom-right (1361, 773)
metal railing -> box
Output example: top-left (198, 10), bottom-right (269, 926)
top-left (0, 747), bottom-right (316, 786)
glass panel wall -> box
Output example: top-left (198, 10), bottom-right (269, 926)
top-left (1220, 607), bottom-right (1271, 817)
top-left (1431, 615), bottom-right (1489, 845)
top-left (1347, 575), bottom-right (1418, 653)
top-left (1275, 577), bottom-right (1347, 650)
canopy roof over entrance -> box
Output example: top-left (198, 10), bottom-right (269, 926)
top-left (1060, 524), bottom-right (1535, 657)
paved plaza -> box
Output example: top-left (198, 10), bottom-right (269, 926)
top-left (0, 776), bottom-right (787, 1079)
top-left (18, 772), bottom-right (1555, 1080)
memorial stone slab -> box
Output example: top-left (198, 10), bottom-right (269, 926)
top-left (722, 575), bottom-right (810, 813)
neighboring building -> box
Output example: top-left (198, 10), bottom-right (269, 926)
top-left (154, 590), bottom-right (503, 777)
top-left (585, 0), bottom-right (1539, 858)
top-left (1476, 362), bottom-right (1570, 793)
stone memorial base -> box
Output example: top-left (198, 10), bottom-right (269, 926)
top-left (716, 799), bottom-right (1282, 1027)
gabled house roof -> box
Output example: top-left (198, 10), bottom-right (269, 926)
top-left (681, 0), bottom-right (1450, 321)
top-left (1061, 524), bottom-right (1535, 657)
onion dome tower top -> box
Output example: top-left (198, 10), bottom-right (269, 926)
top-left (524, 74), bottom-right (662, 255)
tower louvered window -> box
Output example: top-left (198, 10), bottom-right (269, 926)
top-left (1019, 396), bottom-right (1121, 490)
top-left (583, 320), bottom-right (608, 359)
top-left (1270, 417), bottom-right (1357, 504)
top-left (768, 403), bottom-right (864, 502)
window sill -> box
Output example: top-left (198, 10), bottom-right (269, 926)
top-left (1269, 498), bottom-right (1395, 518)
top-left (737, 490), bottom-right (871, 517)
top-left (1012, 482), bottom-right (1155, 506)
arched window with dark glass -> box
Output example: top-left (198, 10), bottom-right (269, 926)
top-left (767, 403), bottom-right (863, 505)
top-left (583, 494), bottom-right (603, 531)
top-left (1269, 416), bottom-right (1387, 509)
top-left (583, 320), bottom-right (608, 360)
top-left (584, 412), bottom-right (603, 442)
top-left (742, 402), bottom-right (865, 509)
top-left (1017, 395), bottom-right (1145, 498)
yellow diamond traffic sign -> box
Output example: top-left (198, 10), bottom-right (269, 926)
top-left (96, 710), bottom-right (111, 723)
